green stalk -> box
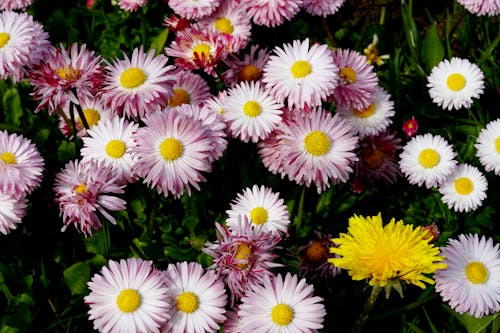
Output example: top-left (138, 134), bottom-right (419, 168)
top-left (351, 284), bottom-right (382, 333)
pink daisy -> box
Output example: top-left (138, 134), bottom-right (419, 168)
top-left (29, 43), bottom-right (104, 115)
top-left (238, 272), bottom-right (326, 332)
top-left (99, 47), bottom-right (175, 121)
top-left (133, 109), bottom-right (213, 198)
top-left (246, 0), bottom-right (303, 27)
top-left (201, 90), bottom-right (229, 118)
top-left (168, 70), bottom-right (212, 108)
top-left (298, 231), bottom-right (341, 282)
top-left (53, 159), bottom-right (126, 237)
top-left (0, 0), bottom-right (33, 11)
top-left (0, 11), bottom-right (50, 83)
top-left (118, 0), bottom-right (147, 12)
top-left (303, 0), bottom-right (346, 16)
top-left (167, 0), bottom-right (221, 20)
top-left (203, 217), bottom-right (282, 305)
top-left (457, 0), bottom-right (500, 16)
top-left (221, 44), bottom-right (270, 88)
top-left (85, 258), bottom-right (170, 333)
top-left (222, 305), bottom-right (243, 333)
top-left (0, 130), bottom-right (44, 199)
top-left (331, 48), bottom-right (379, 110)
top-left (163, 14), bottom-right (190, 33)
top-left (0, 191), bottom-right (27, 235)
top-left (403, 115), bottom-right (419, 138)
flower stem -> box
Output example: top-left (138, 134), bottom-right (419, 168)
top-left (351, 284), bottom-right (382, 333)
top-left (295, 185), bottom-right (306, 231)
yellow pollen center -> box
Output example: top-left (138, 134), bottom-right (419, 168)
top-left (235, 243), bottom-right (252, 268)
top-left (446, 73), bottom-right (466, 91)
top-left (249, 206), bottom-right (268, 225)
top-left (159, 138), bottom-right (183, 161)
top-left (169, 88), bottom-right (191, 106)
top-left (239, 64), bottom-right (262, 82)
top-left (0, 32), bottom-right (10, 48)
top-left (353, 103), bottom-right (376, 118)
top-left (418, 148), bottom-right (440, 169)
top-left (78, 108), bottom-right (101, 128)
top-left (120, 67), bottom-right (146, 89)
top-left (454, 177), bottom-right (473, 195)
top-left (340, 66), bottom-right (357, 83)
top-left (214, 17), bottom-right (234, 34)
top-left (116, 289), bottom-right (141, 313)
top-left (105, 139), bottom-right (126, 158)
top-left (305, 242), bottom-right (328, 266)
top-left (271, 304), bottom-right (294, 326)
top-left (304, 130), bottom-right (331, 156)
top-left (56, 66), bottom-right (81, 81)
top-left (193, 43), bottom-right (211, 60)
top-left (465, 261), bottom-right (489, 284)
top-left (1, 151), bottom-right (16, 164)
top-left (176, 292), bottom-right (199, 313)
top-left (74, 183), bottom-right (88, 194)
top-left (362, 148), bottom-right (385, 169)
top-left (290, 60), bottom-right (312, 78)
top-left (243, 100), bottom-right (262, 117)
top-left (495, 137), bottom-right (500, 153)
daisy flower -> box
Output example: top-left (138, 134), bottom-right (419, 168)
top-left (402, 115), bottom-right (419, 138)
top-left (475, 119), bottom-right (500, 175)
top-left (223, 80), bottom-right (284, 143)
top-left (456, 0), bottom-right (500, 16)
top-left (263, 38), bottom-right (339, 109)
top-left (81, 116), bottom-right (139, 184)
top-left (427, 57), bottom-right (485, 110)
top-left (167, 0), bottom-right (221, 20)
top-left (0, 191), bottom-right (27, 235)
top-left (0, 130), bottom-right (44, 199)
top-left (222, 305), bottom-right (243, 333)
top-left (221, 44), bottom-right (270, 88)
top-left (29, 43), bottom-right (104, 115)
top-left (238, 273), bottom-right (326, 332)
top-left (438, 164), bottom-right (488, 213)
top-left (331, 48), bottom-right (379, 110)
top-left (0, 11), bottom-right (50, 83)
top-left (160, 261), bottom-right (227, 333)
top-left (54, 159), bottom-right (126, 237)
top-left (163, 14), bottom-right (190, 33)
top-left (298, 231), bottom-right (341, 282)
top-left (203, 217), bottom-right (282, 304)
top-left (399, 133), bottom-right (458, 188)
top-left (246, 0), bottom-right (303, 27)
top-left (278, 107), bottom-right (359, 193)
top-left (100, 46), bottom-right (175, 120)
top-left (85, 258), bottom-right (170, 333)
top-left (168, 70), bottom-right (212, 108)
top-left (330, 213), bottom-right (446, 289)
top-left (363, 33), bottom-right (390, 67)
top-left (434, 234), bottom-right (500, 318)
top-left (335, 86), bottom-right (395, 139)
top-left (133, 109), bottom-right (213, 198)
top-left (257, 128), bottom-right (286, 177)
top-left (303, 0), bottom-right (346, 17)
top-left (201, 90), bottom-right (229, 117)
top-left (0, 0), bottom-right (33, 11)
top-left (118, 0), bottom-right (147, 12)
top-left (226, 184), bottom-right (290, 236)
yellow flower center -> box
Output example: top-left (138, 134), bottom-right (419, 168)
top-left (105, 139), bottom-right (126, 158)
top-left (239, 64), bottom-right (262, 82)
top-left (352, 103), bottom-right (376, 118)
top-left (169, 88), bottom-right (191, 107)
top-left (193, 43), bottom-right (211, 60)
top-left (304, 130), bottom-right (331, 156)
top-left (74, 183), bottom-right (88, 194)
top-left (305, 242), bottom-right (328, 266)
top-left (446, 73), bottom-right (466, 92)
top-left (465, 261), bottom-right (489, 284)
top-left (362, 148), bottom-right (385, 169)
top-left (159, 138), bottom-right (183, 161)
top-left (249, 206), bottom-right (268, 225)
top-left (78, 108), bottom-right (101, 128)
top-left (176, 291), bottom-right (199, 313)
top-left (243, 100), bottom-right (262, 117)
top-left (418, 148), bottom-right (440, 169)
top-left (340, 66), bottom-right (357, 83)
top-left (0, 32), bottom-right (10, 48)
top-left (454, 177), bottom-right (473, 195)
top-left (56, 66), bottom-right (81, 81)
top-left (116, 289), bottom-right (141, 313)
top-left (235, 243), bottom-right (252, 269)
top-left (495, 137), bottom-right (500, 153)
top-left (120, 67), bottom-right (147, 89)
top-left (214, 17), bottom-right (234, 34)
top-left (290, 60), bottom-right (312, 78)
top-left (1, 151), bottom-right (16, 164)
top-left (271, 304), bottom-right (294, 326)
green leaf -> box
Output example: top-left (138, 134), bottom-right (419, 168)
top-left (2, 88), bottom-right (23, 128)
top-left (57, 141), bottom-right (76, 164)
top-left (149, 28), bottom-right (169, 56)
top-left (63, 262), bottom-right (90, 296)
top-left (447, 305), bottom-right (500, 333)
top-left (421, 23), bottom-right (444, 72)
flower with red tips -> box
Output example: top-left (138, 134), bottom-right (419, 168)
top-left (0, 191), bottom-right (27, 235)
top-left (117, 0), bottom-right (147, 12)
top-left (303, 0), bottom-right (346, 17)
top-left (246, 0), bottom-right (303, 27)
top-left (167, 0), bottom-right (221, 20)
top-left (221, 44), bottom-right (270, 88)
top-left (163, 14), bottom-right (190, 33)
top-left (403, 116), bottom-right (419, 138)
top-left (0, 0), bottom-right (33, 11)
top-left (168, 70), bottom-right (212, 109)
top-left (456, 0), bottom-right (500, 16)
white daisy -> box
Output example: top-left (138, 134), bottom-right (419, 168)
top-left (226, 184), bottom-right (290, 236)
top-left (81, 116), bottom-right (140, 184)
top-left (335, 86), bottom-right (395, 139)
top-left (0, 191), bottom-right (27, 235)
top-left (223, 81), bottom-right (283, 143)
top-left (438, 164), bottom-right (488, 213)
top-left (427, 57), bottom-right (485, 111)
top-left (399, 133), bottom-right (458, 188)
top-left (475, 119), bottom-right (500, 175)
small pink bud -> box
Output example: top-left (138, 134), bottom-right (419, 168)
top-left (403, 116), bottom-right (418, 138)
